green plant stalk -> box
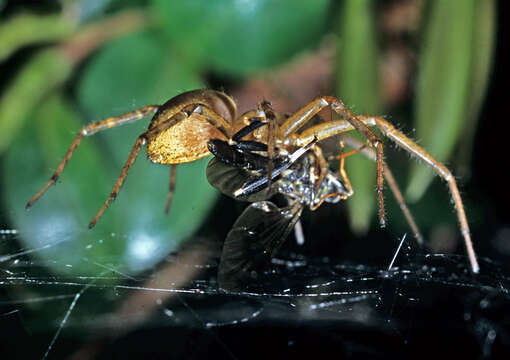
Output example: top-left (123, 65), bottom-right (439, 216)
top-left (336, 0), bottom-right (382, 234)
top-left (0, 12), bottom-right (75, 62)
top-left (456, 0), bottom-right (496, 176)
top-left (0, 9), bottom-right (149, 154)
top-left (407, 0), bottom-right (476, 201)
top-left (0, 48), bottom-right (73, 153)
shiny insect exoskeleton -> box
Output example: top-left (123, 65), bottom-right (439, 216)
top-left (26, 89), bottom-right (479, 280)
top-left (207, 133), bottom-right (356, 289)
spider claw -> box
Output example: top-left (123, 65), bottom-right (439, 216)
top-left (88, 212), bottom-right (102, 229)
top-left (26, 196), bottom-right (39, 209)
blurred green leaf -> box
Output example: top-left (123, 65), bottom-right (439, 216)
top-left (407, 0), bottom-right (476, 200)
top-left (336, 0), bottom-right (381, 234)
top-left (0, 48), bottom-right (73, 154)
top-left (0, 12), bottom-right (75, 61)
top-left (3, 94), bottom-right (120, 273)
top-left (152, 0), bottom-right (329, 75)
top-left (3, 31), bottom-right (216, 275)
top-left (457, 0), bottom-right (495, 175)
top-left (62, 0), bottom-right (114, 22)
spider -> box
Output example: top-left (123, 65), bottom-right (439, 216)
top-left (26, 89), bottom-right (479, 274)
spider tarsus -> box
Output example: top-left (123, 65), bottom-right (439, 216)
top-left (88, 210), bottom-right (104, 229)
top-left (164, 190), bottom-right (173, 214)
top-left (25, 194), bottom-right (41, 209)
top-left (164, 198), bottom-right (172, 215)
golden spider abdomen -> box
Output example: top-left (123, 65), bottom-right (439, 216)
top-left (145, 89), bottom-right (236, 164)
top-left (147, 113), bottom-right (226, 164)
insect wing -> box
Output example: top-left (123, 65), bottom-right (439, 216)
top-left (218, 201), bottom-right (303, 291)
top-left (206, 157), bottom-right (275, 202)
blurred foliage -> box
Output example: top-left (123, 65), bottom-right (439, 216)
top-left (152, 0), bottom-right (329, 75)
top-left (0, 12), bottom-right (75, 61)
top-left (407, 0), bottom-right (495, 200)
top-left (0, 0), bottom-right (495, 276)
top-left (336, 0), bottom-right (382, 233)
top-left (0, 48), bottom-right (73, 153)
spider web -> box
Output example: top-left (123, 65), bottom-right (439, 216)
top-left (0, 228), bottom-right (509, 359)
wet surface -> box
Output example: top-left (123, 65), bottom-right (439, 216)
top-left (1, 229), bottom-right (509, 359)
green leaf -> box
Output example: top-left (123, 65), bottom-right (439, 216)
top-left (407, 0), bottom-right (476, 201)
top-left (3, 31), bottom-right (216, 276)
top-left (336, 0), bottom-right (382, 234)
top-left (456, 0), bottom-right (496, 175)
top-left (0, 48), bottom-right (73, 153)
top-left (62, 0), bottom-right (114, 22)
top-left (3, 94), bottom-right (120, 273)
top-left (0, 12), bottom-right (75, 62)
top-left (151, 0), bottom-right (329, 75)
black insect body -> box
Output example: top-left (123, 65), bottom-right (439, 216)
top-left (207, 136), bottom-right (352, 290)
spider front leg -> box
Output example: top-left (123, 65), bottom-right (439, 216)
top-left (89, 110), bottom-right (193, 228)
top-left (259, 100), bottom-right (279, 185)
top-left (232, 102), bottom-right (280, 186)
top-left (26, 105), bottom-right (159, 209)
top-left (337, 135), bottom-right (424, 245)
top-left (279, 96), bottom-right (386, 226)
top-left (91, 102), bottom-right (237, 227)
top-left (88, 135), bottom-right (146, 228)
top-left (296, 114), bottom-right (479, 274)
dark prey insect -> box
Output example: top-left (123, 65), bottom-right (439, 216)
top-left (207, 131), bottom-right (415, 289)
top-left (26, 89), bottom-right (479, 277)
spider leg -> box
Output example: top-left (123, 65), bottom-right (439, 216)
top-left (260, 100), bottom-right (278, 187)
top-left (164, 164), bottom-right (177, 215)
top-left (88, 135), bottom-right (146, 228)
top-left (191, 105), bottom-right (233, 138)
top-left (332, 141), bottom-right (369, 161)
top-left (88, 108), bottom-right (226, 228)
top-left (362, 116), bottom-right (475, 269)
top-left (296, 116), bottom-right (478, 273)
top-left (26, 105), bottom-right (159, 209)
top-left (279, 97), bottom-right (385, 227)
top-left (338, 135), bottom-right (423, 245)
top-left (309, 141), bottom-right (352, 211)
top-left (312, 143), bottom-right (328, 192)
